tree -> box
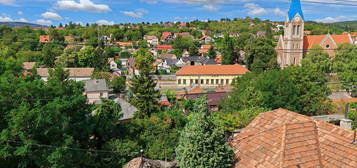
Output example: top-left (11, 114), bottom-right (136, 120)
top-left (134, 48), bottom-right (154, 75)
top-left (244, 37), bottom-right (278, 72)
top-left (129, 73), bottom-right (160, 118)
top-left (221, 34), bottom-right (237, 65)
top-left (288, 64), bottom-right (332, 116)
top-left (41, 43), bottom-right (64, 67)
top-left (302, 46), bottom-right (332, 73)
top-left (55, 47), bottom-right (78, 67)
top-left (176, 97), bottom-right (233, 168)
top-left (111, 76), bottom-right (126, 93)
top-left (206, 46), bottom-right (216, 59)
top-left (334, 44), bottom-right (357, 96)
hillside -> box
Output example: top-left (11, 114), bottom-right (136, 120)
top-left (0, 22), bottom-right (47, 28)
top-left (328, 21), bottom-right (357, 32)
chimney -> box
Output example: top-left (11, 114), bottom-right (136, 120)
top-left (340, 119), bottom-right (353, 130)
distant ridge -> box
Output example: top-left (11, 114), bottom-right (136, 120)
top-left (0, 22), bottom-right (48, 28)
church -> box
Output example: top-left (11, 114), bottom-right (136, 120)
top-left (276, 0), bottom-right (355, 69)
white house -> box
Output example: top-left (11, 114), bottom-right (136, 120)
top-left (83, 79), bottom-right (111, 104)
top-left (144, 35), bottom-right (159, 46)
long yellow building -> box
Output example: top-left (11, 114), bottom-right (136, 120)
top-left (176, 65), bottom-right (250, 88)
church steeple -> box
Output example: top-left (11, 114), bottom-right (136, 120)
top-left (288, 0), bottom-right (304, 21)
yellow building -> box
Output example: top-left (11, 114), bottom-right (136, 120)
top-left (176, 65), bottom-right (249, 88)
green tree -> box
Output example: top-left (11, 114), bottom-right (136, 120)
top-left (134, 48), bottom-right (154, 74)
top-left (221, 34), bottom-right (237, 65)
top-left (111, 76), bottom-right (126, 93)
top-left (176, 97), bottom-right (233, 168)
top-left (129, 73), bottom-right (160, 118)
top-left (334, 44), bottom-right (357, 96)
top-left (244, 37), bottom-right (278, 71)
top-left (302, 46), bottom-right (332, 73)
top-left (206, 46), bottom-right (216, 59)
top-left (41, 43), bottom-right (64, 67)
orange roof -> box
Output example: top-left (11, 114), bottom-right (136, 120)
top-left (39, 35), bottom-right (50, 43)
top-left (231, 108), bottom-right (357, 168)
top-left (156, 45), bottom-right (172, 50)
top-left (201, 44), bottom-right (211, 49)
top-left (332, 98), bottom-right (357, 103)
top-left (303, 34), bottom-right (351, 50)
top-left (116, 42), bottom-right (133, 46)
top-left (303, 35), bottom-right (325, 50)
top-left (331, 34), bottom-right (351, 44)
top-left (215, 56), bottom-right (221, 64)
top-left (176, 65), bottom-right (249, 76)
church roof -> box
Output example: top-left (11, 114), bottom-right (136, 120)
top-left (288, 0), bottom-right (304, 21)
top-left (303, 34), bottom-right (352, 50)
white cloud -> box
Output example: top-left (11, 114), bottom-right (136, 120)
top-left (56, 0), bottom-right (111, 13)
top-left (274, 8), bottom-right (284, 16)
top-left (121, 9), bottom-right (148, 18)
top-left (0, 0), bottom-right (14, 5)
top-left (202, 4), bottom-right (218, 11)
top-left (17, 11), bottom-right (23, 15)
top-left (42, 11), bottom-right (63, 20)
top-left (18, 18), bottom-right (28, 22)
top-left (95, 19), bottom-right (114, 25)
top-left (316, 16), bottom-right (347, 23)
top-left (244, 3), bottom-right (267, 16)
top-left (36, 19), bottom-right (52, 25)
top-left (0, 16), bottom-right (13, 22)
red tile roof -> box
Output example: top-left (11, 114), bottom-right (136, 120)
top-left (331, 34), bottom-right (351, 44)
top-left (303, 34), bottom-right (352, 50)
top-left (176, 65), bottom-right (249, 76)
top-left (231, 108), bottom-right (357, 168)
top-left (303, 35), bottom-right (325, 50)
top-left (156, 45), bottom-right (172, 50)
top-left (161, 32), bottom-right (172, 40)
top-left (39, 35), bottom-right (50, 43)
top-left (115, 42), bottom-right (133, 46)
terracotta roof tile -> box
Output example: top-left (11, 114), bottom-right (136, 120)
top-left (231, 108), bottom-right (357, 168)
top-left (156, 45), bottom-right (172, 50)
top-left (176, 65), bottom-right (249, 76)
top-left (303, 35), bottom-right (325, 50)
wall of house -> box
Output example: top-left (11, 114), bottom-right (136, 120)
top-left (86, 91), bottom-right (109, 104)
top-left (176, 75), bottom-right (239, 88)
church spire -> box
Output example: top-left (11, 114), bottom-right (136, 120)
top-left (288, 0), bottom-right (304, 21)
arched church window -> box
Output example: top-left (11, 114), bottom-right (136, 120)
top-left (297, 25), bottom-right (300, 35)
top-left (293, 25), bottom-right (296, 35)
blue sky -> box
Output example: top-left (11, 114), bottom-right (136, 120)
top-left (0, 0), bottom-right (357, 26)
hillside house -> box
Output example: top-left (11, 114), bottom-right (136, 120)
top-left (39, 35), bottom-right (50, 43)
top-left (199, 36), bottom-right (214, 43)
top-left (160, 32), bottom-right (173, 42)
top-left (143, 35), bottom-right (159, 45)
top-left (181, 56), bottom-right (216, 66)
top-left (84, 79), bottom-right (111, 104)
top-left (176, 65), bottom-right (249, 88)
top-left (37, 68), bottom-right (94, 82)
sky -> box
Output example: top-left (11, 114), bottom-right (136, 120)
top-left (1, 0), bottom-right (357, 26)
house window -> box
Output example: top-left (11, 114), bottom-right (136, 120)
top-left (201, 79), bottom-right (204, 84)
top-left (190, 79), bottom-right (193, 84)
top-left (216, 79), bottom-right (219, 85)
top-left (183, 79), bottom-right (186, 85)
top-left (178, 79), bottom-right (181, 85)
top-left (100, 93), bottom-right (103, 97)
top-left (206, 79), bottom-right (209, 85)
top-left (211, 79), bottom-right (214, 84)
top-left (226, 79), bottom-right (230, 85)
top-left (293, 57), bottom-right (296, 64)
top-left (221, 79), bottom-right (224, 85)
top-left (195, 79), bottom-right (198, 84)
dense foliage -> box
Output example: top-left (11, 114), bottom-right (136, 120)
top-left (176, 97), bottom-right (234, 168)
